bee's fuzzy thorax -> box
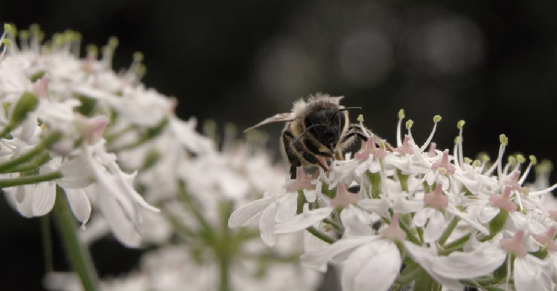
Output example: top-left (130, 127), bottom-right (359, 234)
top-left (291, 93), bottom-right (344, 119)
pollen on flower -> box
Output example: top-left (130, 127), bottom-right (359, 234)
top-left (424, 183), bottom-right (448, 209)
top-left (431, 150), bottom-right (455, 175)
top-left (500, 230), bottom-right (527, 257)
top-left (489, 187), bottom-right (517, 212)
top-left (380, 213), bottom-right (406, 241)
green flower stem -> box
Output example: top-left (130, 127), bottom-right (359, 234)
top-left (108, 118), bottom-right (167, 152)
top-left (296, 189), bottom-right (336, 244)
top-left (40, 215), bottom-right (54, 273)
top-left (396, 169), bottom-right (409, 192)
top-left (306, 226), bottom-right (336, 244)
top-left (0, 171), bottom-right (62, 188)
top-left (413, 271), bottom-right (441, 291)
top-left (0, 131), bottom-right (61, 172)
top-left (0, 131), bottom-right (61, 169)
top-left (366, 171), bottom-right (381, 199)
top-left (216, 200), bottom-right (234, 291)
top-left (439, 233), bottom-right (471, 255)
top-left (0, 153), bottom-right (50, 173)
top-left (53, 187), bottom-right (99, 291)
top-left (398, 218), bottom-right (421, 246)
top-left (323, 218), bottom-right (342, 231)
top-left (177, 181), bottom-right (213, 237)
top-left (396, 263), bottom-right (425, 284)
top-left (438, 216), bottom-right (459, 246)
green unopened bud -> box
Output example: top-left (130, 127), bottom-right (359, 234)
top-left (529, 155), bottom-right (537, 165)
top-left (499, 134), bottom-right (508, 146)
top-left (405, 120), bottom-right (413, 130)
top-left (10, 92), bottom-right (38, 126)
top-left (398, 109), bottom-right (405, 119)
top-left (516, 154), bottom-right (525, 164)
top-left (433, 115), bottom-right (442, 123)
top-left (457, 120), bottom-right (465, 130)
top-left (357, 114), bottom-right (364, 123)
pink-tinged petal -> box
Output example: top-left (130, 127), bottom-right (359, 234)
top-left (331, 183), bottom-right (358, 208)
top-left (532, 227), bottom-right (557, 253)
top-left (380, 214), bottom-right (406, 241)
top-left (259, 202), bottom-right (278, 247)
top-left (65, 189), bottom-right (91, 224)
top-left (501, 230), bottom-right (527, 257)
top-left (274, 205), bottom-right (333, 234)
top-left (75, 115), bottom-right (108, 145)
top-left (424, 183), bottom-right (448, 209)
top-left (228, 196), bottom-right (274, 228)
top-left (433, 243), bottom-right (506, 279)
top-left (349, 240), bottom-right (401, 291)
top-left (514, 256), bottom-right (553, 291)
top-left (489, 187), bottom-right (517, 212)
top-left (393, 135), bottom-right (414, 155)
top-left (33, 75), bottom-right (50, 98)
top-left (285, 167), bottom-right (317, 192)
top-left (301, 236), bottom-right (378, 270)
top-left (431, 150), bottom-right (455, 175)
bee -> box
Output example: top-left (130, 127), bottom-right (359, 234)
top-left (245, 94), bottom-right (374, 178)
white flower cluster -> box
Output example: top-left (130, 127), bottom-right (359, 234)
top-left (0, 24), bottom-right (160, 247)
top-left (230, 111), bottom-right (557, 291)
top-left (0, 24), bottom-right (319, 291)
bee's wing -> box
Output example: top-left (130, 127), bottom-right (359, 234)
top-left (244, 112), bottom-right (295, 132)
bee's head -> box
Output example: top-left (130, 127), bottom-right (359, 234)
top-left (304, 106), bottom-right (345, 150)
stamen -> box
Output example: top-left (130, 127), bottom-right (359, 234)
top-left (518, 155), bottom-right (536, 185)
top-left (419, 115), bottom-right (441, 152)
top-left (484, 134), bottom-right (507, 177)
top-left (396, 109), bottom-right (404, 147)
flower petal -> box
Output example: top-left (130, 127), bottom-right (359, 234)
top-left (274, 206), bottom-right (333, 234)
top-left (228, 196), bottom-right (274, 228)
top-left (514, 256), bottom-right (553, 291)
top-left (301, 236), bottom-right (378, 270)
top-left (432, 243), bottom-right (506, 279)
top-left (423, 210), bottom-right (444, 243)
top-left (65, 189), bottom-right (92, 224)
top-left (259, 202), bottom-right (278, 246)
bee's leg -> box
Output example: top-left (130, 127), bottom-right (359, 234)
top-left (282, 132), bottom-right (303, 179)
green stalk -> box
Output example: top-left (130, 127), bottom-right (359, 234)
top-left (398, 218), bottom-right (421, 245)
top-left (413, 271), bottom-right (441, 291)
top-left (0, 131), bottom-right (61, 172)
top-left (0, 171), bottom-right (62, 187)
top-left (53, 187), bottom-right (98, 291)
top-left (438, 216), bottom-right (459, 246)
top-left (41, 215), bottom-right (54, 273)
top-left (366, 171), bottom-right (381, 199)
top-left (306, 226), bottom-right (335, 244)
top-left (439, 233), bottom-right (471, 255)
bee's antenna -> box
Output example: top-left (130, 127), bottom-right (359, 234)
top-left (293, 124), bottom-right (320, 145)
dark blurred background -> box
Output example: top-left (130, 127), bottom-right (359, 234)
top-left (1, 0), bottom-right (557, 290)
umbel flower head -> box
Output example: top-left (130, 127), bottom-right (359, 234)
top-left (230, 110), bottom-right (557, 291)
top-left (0, 23), bottom-right (166, 247)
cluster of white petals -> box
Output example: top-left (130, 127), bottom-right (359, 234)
top-left (0, 24), bottom-right (319, 291)
top-left (230, 112), bottom-right (557, 291)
